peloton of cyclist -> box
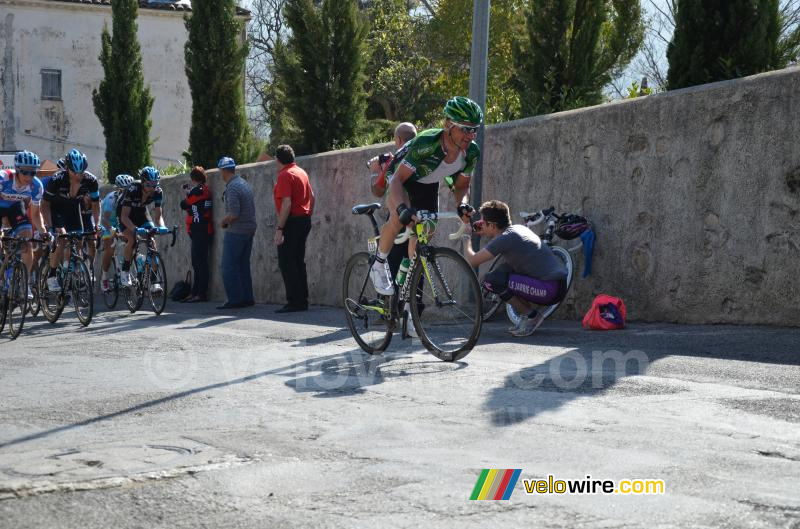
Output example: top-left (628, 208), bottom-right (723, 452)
top-left (99, 174), bottom-right (135, 291)
top-left (462, 200), bottom-right (568, 337)
top-left (0, 150), bottom-right (49, 299)
top-left (41, 149), bottom-right (101, 292)
top-left (117, 166), bottom-right (167, 289)
top-left (369, 96), bottom-right (482, 295)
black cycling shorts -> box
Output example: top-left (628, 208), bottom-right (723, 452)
top-left (120, 208), bottom-right (154, 235)
top-left (404, 180), bottom-right (439, 213)
top-left (51, 204), bottom-right (87, 232)
top-left (0, 202), bottom-right (32, 235)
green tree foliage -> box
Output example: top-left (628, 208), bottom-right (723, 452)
top-left (185, 0), bottom-right (250, 168)
top-left (667, 0), bottom-right (782, 89)
top-left (92, 0), bottom-right (153, 182)
top-left (271, 0), bottom-right (367, 154)
top-left (423, 0), bottom-right (527, 123)
top-left (364, 0), bottom-right (440, 124)
top-left (511, 0), bottom-right (644, 117)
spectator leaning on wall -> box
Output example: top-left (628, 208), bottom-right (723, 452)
top-left (179, 166), bottom-right (213, 302)
top-left (367, 122), bottom-right (417, 283)
top-left (217, 156), bottom-right (257, 309)
top-left (273, 145), bottom-right (314, 313)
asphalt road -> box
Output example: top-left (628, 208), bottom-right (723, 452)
top-left (0, 303), bottom-right (798, 528)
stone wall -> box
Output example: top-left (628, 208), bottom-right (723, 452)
top-left (157, 67), bottom-right (800, 326)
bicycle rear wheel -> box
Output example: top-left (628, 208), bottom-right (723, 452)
top-left (342, 252), bottom-right (393, 354)
top-left (146, 252), bottom-right (168, 315)
top-left (506, 245), bottom-right (574, 326)
top-left (481, 255), bottom-right (505, 321)
top-left (7, 261), bottom-right (28, 339)
top-left (72, 259), bottom-right (93, 327)
top-left (39, 262), bottom-right (66, 324)
top-left (102, 258), bottom-right (119, 310)
top-left (409, 247), bottom-right (482, 361)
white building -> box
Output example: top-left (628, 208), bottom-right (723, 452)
top-left (0, 0), bottom-right (249, 176)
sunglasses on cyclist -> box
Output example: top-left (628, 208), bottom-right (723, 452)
top-left (456, 124), bottom-right (480, 134)
top-left (18, 169), bottom-right (38, 176)
top-left (143, 181), bottom-right (158, 188)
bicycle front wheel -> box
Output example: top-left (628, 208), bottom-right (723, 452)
top-left (506, 245), bottom-right (575, 326)
top-left (409, 247), bottom-right (482, 361)
top-left (39, 262), bottom-right (66, 324)
top-left (146, 252), bottom-right (168, 315)
top-left (28, 260), bottom-right (41, 318)
top-left (102, 258), bottom-right (119, 310)
top-left (342, 252), bottom-right (393, 354)
top-left (7, 261), bottom-right (28, 339)
top-left (481, 255), bottom-right (505, 321)
top-left (72, 259), bottom-right (93, 327)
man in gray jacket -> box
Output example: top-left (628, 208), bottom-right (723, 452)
top-left (218, 156), bottom-right (257, 309)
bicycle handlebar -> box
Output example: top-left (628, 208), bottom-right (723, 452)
top-left (135, 225), bottom-right (178, 247)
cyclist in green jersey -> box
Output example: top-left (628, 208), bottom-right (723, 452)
top-left (369, 96), bottom-right (482, 295)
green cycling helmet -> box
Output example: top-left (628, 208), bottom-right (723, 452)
top-left (443, 96), bottom-right (483, 125)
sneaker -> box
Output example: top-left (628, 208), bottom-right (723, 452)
top-left (369, 260), bottom-right (394, 295)
top-left (27, 285), bottom-right (34, 300)
top-left (150, 283), bottom-right (163, 294)
top-left (511, 311), bottom-right (546, 337)
top-left (507, 318), bottom-right (523, 334)
top-left (119, 271), bottom-right (132, 287)
top-left (46, 276), bottom-right (62, 292)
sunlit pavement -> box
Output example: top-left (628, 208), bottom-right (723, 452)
top-left (0, 303), bottom-right (798, 528)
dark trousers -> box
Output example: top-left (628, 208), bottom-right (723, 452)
top-left (277, 216), bottom-right (311, 308)
top-left (190, 228), bottom-right (212, 298)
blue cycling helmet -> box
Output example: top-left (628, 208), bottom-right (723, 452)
top-left (139, 166), bottom-right (160, 183)
top-left (15, 150), bottom-right (41, 169)
top-left (217, 156), bottom-right (236, 170)
top-left (65, 148), bottom-right (88, 173)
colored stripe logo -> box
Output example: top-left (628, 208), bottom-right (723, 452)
top-left (470, 469), bottom-right (522, 500)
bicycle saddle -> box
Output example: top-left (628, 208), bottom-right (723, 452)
top-left (352, 203), bottom-right (382, 215)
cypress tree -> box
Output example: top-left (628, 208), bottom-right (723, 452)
top-left (271, 0), bottom-right (367, 154)
top-left (185, 0), bottom-right (249, 168)
top-left (92, 0), bottom-right (153, 182)
top-left (667, 0), bottom-right (781, 90)
top-left (510, 0), bottom-right (643, 117)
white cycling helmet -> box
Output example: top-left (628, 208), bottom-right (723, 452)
top-left (115, 174), bottom-right (135, 188)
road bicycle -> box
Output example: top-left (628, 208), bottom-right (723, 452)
top-left (98, 230), bottom-right (126, 310)
top-left (123, 226), bottom-right (176, 315)
top-left (482, 207), bottom-right (586, 327)
top-left (343, 203), bottom-right (482, 362)
top-left (0, 234), bottom-right (35, 339)
top-left (38, 231), bottom-right (94, 327)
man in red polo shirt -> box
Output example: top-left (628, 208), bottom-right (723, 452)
top-left (273, 144), bottom-right (315, 313)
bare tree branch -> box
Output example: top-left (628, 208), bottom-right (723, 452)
top-left (245, 0), bottom-right (287, 137)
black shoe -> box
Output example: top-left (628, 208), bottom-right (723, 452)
top-left (242, 300), bottom-right (255, 307)
top-left (275, 305), bottom-right (307, 313)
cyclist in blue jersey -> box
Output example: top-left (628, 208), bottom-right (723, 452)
top-left (118, 166), bottom-right (167, 289)
top-left (41, 149), bottom-right (101, 291)
top-left (99, 174), bottom-right (135, 292)
top-left (0, 150), bottom-right (49, 298)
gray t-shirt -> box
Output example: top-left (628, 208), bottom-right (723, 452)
top-left (484, 225), bottom-right (567, 281)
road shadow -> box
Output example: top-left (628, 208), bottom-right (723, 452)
top-left (284, 344), bottom-right (467, 397)
top-left (482, 320), bottom-right (800, 427)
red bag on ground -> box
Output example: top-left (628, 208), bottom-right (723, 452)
top-left (582, 294), bottom-right (627, 330)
